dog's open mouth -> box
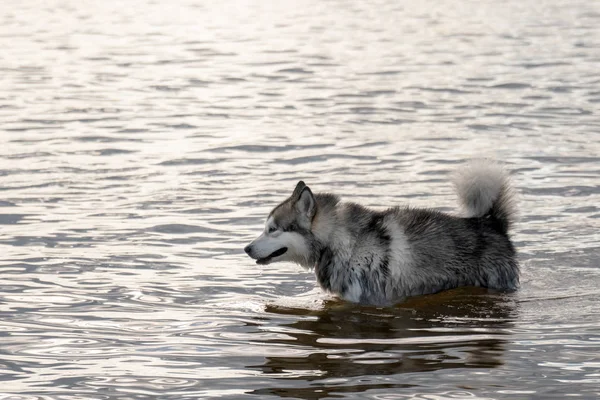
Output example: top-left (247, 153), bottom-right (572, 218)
top-left (256, 247), bottom-right (288, 265)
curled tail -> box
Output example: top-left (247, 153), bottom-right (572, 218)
top-left (452, 160), bottom-right (516, 234)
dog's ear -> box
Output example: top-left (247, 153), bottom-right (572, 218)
top-left (295, 185), bottom-right (316, 220)
top-left (291, 181), bottom-right (306, 200)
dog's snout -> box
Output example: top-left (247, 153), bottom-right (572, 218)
top-left (244, 244), bottom-right (252, 255)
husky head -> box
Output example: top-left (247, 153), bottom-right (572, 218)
top-left (244, 181), bottom-right (317, 267)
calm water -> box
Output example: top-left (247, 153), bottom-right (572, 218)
top-left (1, 0), bottom-right (600, 399)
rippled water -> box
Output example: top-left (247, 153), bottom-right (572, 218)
top-left (1, 0), bottom-right (600, 399)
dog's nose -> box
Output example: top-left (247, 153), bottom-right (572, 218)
top-left (244, 244), bottom-right (252, 255)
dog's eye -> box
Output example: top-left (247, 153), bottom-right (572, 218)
top-left (268, 226), bottom-right (278, 234)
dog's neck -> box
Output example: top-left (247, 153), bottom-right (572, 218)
top-left (307, 195), bottom-right (358, 270)
top-left (310, 193), bottom-right (341, 246)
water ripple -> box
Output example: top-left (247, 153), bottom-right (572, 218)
top-left (0, 0), bottom-right (599, 398)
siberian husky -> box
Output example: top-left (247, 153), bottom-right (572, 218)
top-left (244, 160), bottom-right (519, 305)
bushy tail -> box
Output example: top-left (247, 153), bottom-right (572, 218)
top-left (452, 160), bottom-right (516, 233)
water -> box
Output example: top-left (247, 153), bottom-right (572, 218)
top-left (1, 0), bottom-right (599, 398)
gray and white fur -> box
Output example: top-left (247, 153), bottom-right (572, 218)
top-left (244, 160), bottom-right (519, 305)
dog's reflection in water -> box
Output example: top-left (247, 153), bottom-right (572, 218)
top-left (248, 287), bottom-right (517, 399)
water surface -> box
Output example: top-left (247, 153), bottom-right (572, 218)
top-left (1, 0), bottom-right (600, 399)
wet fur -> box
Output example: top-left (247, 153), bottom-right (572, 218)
top-left (245, 161), bottom-right (519, 306)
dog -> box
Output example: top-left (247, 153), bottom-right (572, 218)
top-left (244, 160), bottom-right (519, 306)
